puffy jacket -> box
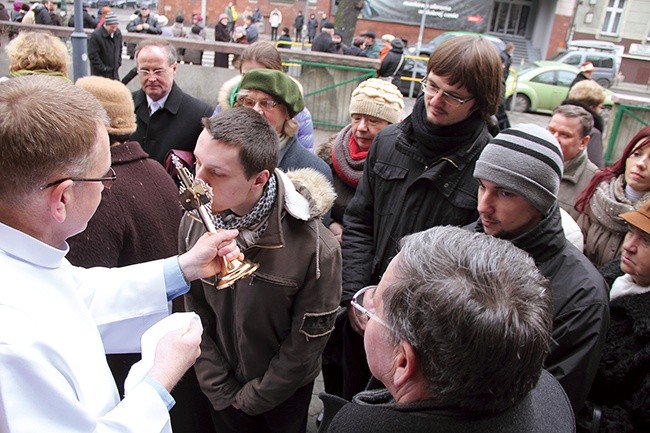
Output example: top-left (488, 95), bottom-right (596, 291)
top-left (33, 3), bottom-right (51, 25)
top-left (467, 204), bottom-right (610, 413)
top-left (126, 14), bottom-right (161, 34)
top-left (180, 169), bottom-right (341, 416)
top-left (341, 114), bottom-right (490, 303)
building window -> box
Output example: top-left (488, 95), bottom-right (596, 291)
top-left (601, 0), bottom-right (626, 35)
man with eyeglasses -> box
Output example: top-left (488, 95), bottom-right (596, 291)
top-left (465, 123), bottom-right (609, 413)
top-left (0, 75), bottom-right (242, 432)
top-left (319, 225), bottom-right (575, 432)
top-left (130, 39), bottom-right (213, 168)
top-left (340, 35), bottom-right (502, 399)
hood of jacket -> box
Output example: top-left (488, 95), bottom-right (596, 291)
top-left (281, 167), bottom-right (336, 220)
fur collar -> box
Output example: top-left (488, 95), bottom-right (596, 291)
top-left (280, 168), bottom-right (336, 220)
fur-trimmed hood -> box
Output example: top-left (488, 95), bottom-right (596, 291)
top-left (280, 168), bottom-right (336, 219)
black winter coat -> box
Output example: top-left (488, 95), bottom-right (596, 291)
top-left (67, 9), bottom-right (96, 29)
top-left (467, 204), bottom-right (610, 413)
top-left (378, 46), bottom-right (403, 78)
top-left (131, 82), bottom-right (213, 165)
top-left (311, 31), bottom-right (337, 53)
top-left (307, 18), bottom-right (318, 38)
top-left (319, 370), bottom-right (575, 433)
top-left (342, 113), bottom-right (490, 303)
top-left (88, 26), bottom-right (122, 79)
top-left (34, 4), bottom-right (52, 25)
top-left (294, 14), bottom-right (304, 30)
top-left (580, 290), bottom-right (650, 432)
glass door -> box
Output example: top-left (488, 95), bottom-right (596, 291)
top-left (490, 0), bottom-right (531, 36)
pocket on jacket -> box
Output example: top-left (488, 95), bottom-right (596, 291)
top-left (373, 161), bottom-right (408, 181)
top-left (299, 308), bottom-right (339, 339)
top-left (373, 161), bottom-right (408, 217)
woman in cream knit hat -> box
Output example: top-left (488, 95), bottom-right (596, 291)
top-left (316, 78), bottom-right (404, 243)
top-left (315, 78), bottom-right (403, 403)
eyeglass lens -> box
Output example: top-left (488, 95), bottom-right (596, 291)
top-left (238, 96), bottom-right (277, 110)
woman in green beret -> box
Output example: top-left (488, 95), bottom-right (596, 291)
top-left (236, 68), bottom-right (333, 186)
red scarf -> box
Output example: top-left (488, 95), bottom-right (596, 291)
top-left (330, 126), bottom-right (368, 187)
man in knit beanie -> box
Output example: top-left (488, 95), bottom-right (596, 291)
top-left (467, 123), bottom-right (609, 414)
top-left (88, 11), bottom-right (123, 80)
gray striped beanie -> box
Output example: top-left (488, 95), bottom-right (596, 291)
top-left (474, 124), bottom-right (563, 215)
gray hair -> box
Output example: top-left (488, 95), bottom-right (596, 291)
top-left (135, 38), bottom-right (178, 66)
top-left (553, 104), bottom-right (594, 138)
top-left (383, 226), bottom-right (552, 413)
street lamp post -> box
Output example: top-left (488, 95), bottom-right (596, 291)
top-left (408, 0), bottom-right (429, 98)
top-left (71, 0), bottom-right (89, 81)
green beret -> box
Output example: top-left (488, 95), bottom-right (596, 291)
top-left (239, 69), bottom-right (305, 118)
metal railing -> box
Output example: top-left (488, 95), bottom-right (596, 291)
top-left (289, 60), bottom-right (376, 129)
top-left (604, 103), bottom-right (650, 165)
top-left (1, 21), bottom-right (380, 129)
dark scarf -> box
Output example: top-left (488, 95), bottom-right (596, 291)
top-left (330, 124), bottom-right (367, 187)
top-left (406, 94), bottom-right (485, 163)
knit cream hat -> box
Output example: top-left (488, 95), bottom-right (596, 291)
top-left (75, 76), bottom-right (136, 136)
top-left (349, 78), bottom-right (404, 124)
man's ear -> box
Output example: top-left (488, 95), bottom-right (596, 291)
top-left (47, 180), bottom-right (74, 224)
top-left (251, 169), bottom-right (270, 191)
top-left (580, 133), bottom-right (591, 150)
top-left (393, 341), bottom-right (420, 388)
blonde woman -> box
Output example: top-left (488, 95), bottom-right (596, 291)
top-left (5, 31), bottom-right (69, 79)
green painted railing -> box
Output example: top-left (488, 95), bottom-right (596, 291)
top-left (605, 104), bottom-right (650, 165)
top-left (284, 60), bottom-right (376, 129)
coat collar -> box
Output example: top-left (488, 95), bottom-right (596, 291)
top-left (134, 81), bottom-right (184, 123)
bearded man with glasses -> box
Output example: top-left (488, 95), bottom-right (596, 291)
top-left (340, 35), bottom-right (503, 400)
top-left (130, 39), bottom-right (213, 167)
top-left (319, 226), bottom-right (575, 433)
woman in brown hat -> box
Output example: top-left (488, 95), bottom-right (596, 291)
top-left (578, 201), bottom-right (650, 433)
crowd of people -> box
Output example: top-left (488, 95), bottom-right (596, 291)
top-left (1, 12), bottom-right (649, 433)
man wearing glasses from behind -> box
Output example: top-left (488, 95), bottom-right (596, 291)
top-left (131, 39), bottom-right (213, 167)
top-left (0, 75), bottom-right (242, 432)
top-left (319, 226), bottom-right (575, 432)
top-left (339, 35), bottom-right (503, 399)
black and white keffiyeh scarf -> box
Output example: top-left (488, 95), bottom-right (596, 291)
top-left (210, 173), bottom-right (278, 248)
